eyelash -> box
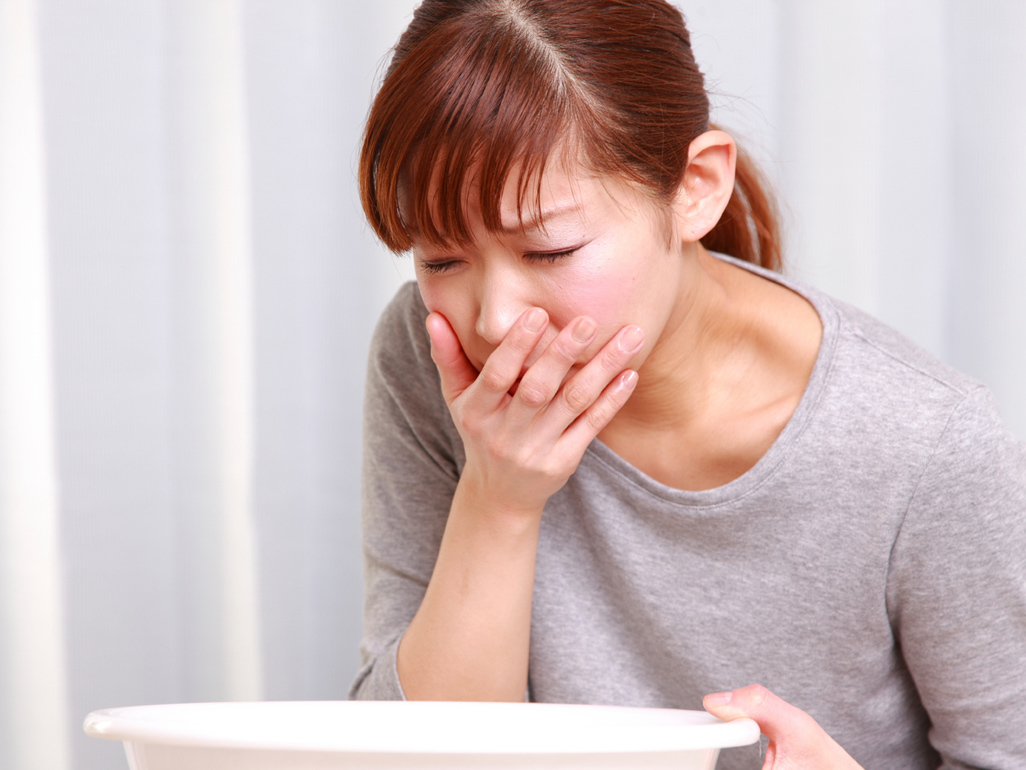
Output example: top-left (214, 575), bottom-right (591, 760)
top-left (419, 260), bottom-right (460, 275)
top-left (419, 247), bottom-right (580, 275)
top-left (526, 248), bottom-right (579, 263)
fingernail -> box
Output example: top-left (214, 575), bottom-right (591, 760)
top-left (572, 317), bottom-right (597, 343)
top-left (704, 691), bottom-right (733, 708)
top-left (619, 326), bottom-right (644, 353)
top-left (525, 308), bottom-right (547, 333)
top-left (618, 370), bottom-right (638, 390)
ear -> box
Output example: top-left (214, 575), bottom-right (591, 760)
top-left (671, 130), bottom-right (737, 242)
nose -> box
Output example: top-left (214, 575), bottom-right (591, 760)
top-left (474, 266), bottom-right (529, 347)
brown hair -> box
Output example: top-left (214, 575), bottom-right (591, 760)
top-left (360, 0), bottom-right (782, 271)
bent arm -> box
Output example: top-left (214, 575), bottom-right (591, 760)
top-left (349, 286), bottom-right (461, 701)
top-left (350, 286), bottom-right (640, 702)
top-left (397, 480), bottom-right (542, 701)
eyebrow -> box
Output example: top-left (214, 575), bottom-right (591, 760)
top-left (499, 203), bottom-right (584, 235)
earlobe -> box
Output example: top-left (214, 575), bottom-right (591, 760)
top-left (673, 130), bottom-right (737, 242)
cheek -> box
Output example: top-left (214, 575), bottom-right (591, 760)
top-left (550, 262), bottom-right (639, 333)
top-left (566, 283), bottom-right (630, 324)
top-left (416, 273), bottom-right (451, 313)
top-left (418, 280), bottom-right (468, 338)
top-left (417, 278), bottom-right (490, 370)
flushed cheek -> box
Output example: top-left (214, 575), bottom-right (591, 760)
top-left (555, 277), bottom-right (637, 346)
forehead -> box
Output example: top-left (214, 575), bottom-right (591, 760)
top-left (402, 139), bottom-right (663, 251)
top-left (460, 161), bottom-right (652, 236)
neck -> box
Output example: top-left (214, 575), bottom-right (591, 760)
top-left (606, 246), bottom-right (759, 434)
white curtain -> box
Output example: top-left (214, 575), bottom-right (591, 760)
top-left (0, 2), bottom-right (1022, 769)
top-left (691, 0), bottom-right (1026, 428)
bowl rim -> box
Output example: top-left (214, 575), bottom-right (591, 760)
top-left (83, 700), bottom-right (761, 755)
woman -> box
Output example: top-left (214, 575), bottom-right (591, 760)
top-left (349, 2), bottom-right (1026, 768)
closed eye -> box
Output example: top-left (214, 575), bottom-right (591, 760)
top-left (525, 247), bottom-right (580, 264)
top-left (418, 259), bottom-right (462, 275)
top-left (418, 243), bottom-right (584, 273)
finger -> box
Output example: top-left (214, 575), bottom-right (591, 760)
top-left (560, 369), bottom-right (638, 456)
top-left (426, 312), bottom-right (478, 404)
top-left (544, 324), bottom-right (645, 430)
top-left (703, 685), bottom-right (813, 744)
top-left (703, 685), bottom-right (863, 769)
top-left (509, 316), bottom-right (597, 414)
top-left (472, 307), bottom-right (549, 407)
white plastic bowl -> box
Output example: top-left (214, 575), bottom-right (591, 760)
top-left (84, 701), bottom-right (760, 770)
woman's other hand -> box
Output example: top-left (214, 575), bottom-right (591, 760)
top-left (704, 685), bottom-right (864, 769)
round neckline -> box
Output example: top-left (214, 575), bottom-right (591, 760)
top-left (581, 255), bottom-right (840, 508)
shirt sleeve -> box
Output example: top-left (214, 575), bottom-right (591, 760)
top-left (886, 385), bottom-right (1026, 769)
top-left (348, 283), bottom-right (464, 701)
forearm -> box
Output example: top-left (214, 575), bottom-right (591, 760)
top-left (394, 308), bottom-right (641, 701)
top-left (396, 479), bottom-right (542, 701)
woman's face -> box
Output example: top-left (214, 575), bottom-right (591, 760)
top-left (412, 163), bottom-right (692, 380)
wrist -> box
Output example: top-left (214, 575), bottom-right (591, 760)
top-left (452, 475), bottom-right (547, 534)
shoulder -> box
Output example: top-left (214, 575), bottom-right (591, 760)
top-left (832, 297), bottom-right (977, 398)
top-left (721, 255), bottom-right (982, 455)
top-left (724, 255), bottom-right (1023, 492)
top-left (364, 281), bottom-right (464, 473)
top-left (901, 382), bottom-right (1026, 531)
top-left (819, 297), bottom-right (1025, 540)
top-left (369, 281), bottom-right (432, 375)
top-left (715, 252), bottom-right (979, 401)
top-left (828, 297), bottom-right (1022, 462)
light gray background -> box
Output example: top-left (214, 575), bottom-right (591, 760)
top-left (0, 1), bottom-right (1022, 769)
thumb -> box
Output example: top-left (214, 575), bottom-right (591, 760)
top-left (425, 312), bottom-right (477, 403)
top-left (704, 685), bottom-right (862, 769)
top-left (703, 684), bottom-right (810, 735)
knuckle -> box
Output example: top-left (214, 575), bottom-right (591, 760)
top-left (585, 401), bottom-right (613, 431)
top-left (743, 684), bottom-right (770, 708)
top-left (480, 434), bottom-right (512, 463)
top-left (551, 336), bottom-right (581, 364)
top-left (479, 365), bottom-right (509, 392)
top-left (504, 330), bottom-right (529, 354)
top-left (485, 437), bottom-right (506, 459)
top-left (507, 323), bottom-right (541, 354)
top-left (455, 410), bottom-right (483, 438)
top-left (542, 468), bottom-right (565, 488)
top-left (517, 381), bottom-right (549, 408)
top-left (600, 346), bottom-right (627, 370)
top-left (539, 456), bottom-right (572, 484)
top-left (561, 380), bottom-right (592, 413)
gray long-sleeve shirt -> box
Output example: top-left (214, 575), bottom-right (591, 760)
top-left (350, 256), bottom-right (1026, 770)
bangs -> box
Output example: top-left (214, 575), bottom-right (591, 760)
top-left (360, 10), bottom-right (610, 252)
top-left (360, 1), bottom-right (779, 270)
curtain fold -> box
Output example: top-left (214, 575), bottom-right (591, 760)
top-left (0, 2), bottom-right (69, 768)
top-left (165, 0), bottom-right (263, 706)
top-left (0, 2), bottom-right (1022, 770)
